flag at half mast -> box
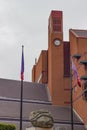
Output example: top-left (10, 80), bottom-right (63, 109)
top-left (21, 46), bottom-right (24, 80)
top-left (72, 60), bottom-right (81, 87)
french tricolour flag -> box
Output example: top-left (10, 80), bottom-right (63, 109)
top-left (72, 60), bottom-right (81, 87)
top-left (21, 46), bottom-right (24, 80)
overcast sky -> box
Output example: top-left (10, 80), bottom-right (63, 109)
top-left (0, 0), bottom-right (87, 82)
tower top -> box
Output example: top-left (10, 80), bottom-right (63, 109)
top-left (50, 10), bottom-right (62, 17)
top-left (48, 10), bottom-right (63, 32)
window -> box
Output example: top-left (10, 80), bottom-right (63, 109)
top-left (82, 81), bottom-right (87, 100)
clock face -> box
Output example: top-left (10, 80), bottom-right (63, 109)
top-left (54, 39), bottom-right (61, 46)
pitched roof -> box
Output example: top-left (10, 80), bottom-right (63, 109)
top-left (0, 78), bottom-right (86, 130)
top-left (0, 78), bottom-right (49, 102)
top-left (70, 29), bottom-right (87, 38)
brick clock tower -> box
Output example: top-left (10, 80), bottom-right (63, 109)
top-left (48, 10), bottom-right (69, 105)
top-left (32, 10), bottom-right (70, 106)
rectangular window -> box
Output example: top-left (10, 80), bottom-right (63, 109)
top-left (82, 81), bottom-right (87, 100)
top-left (64, 42), bottom-right (70, 77)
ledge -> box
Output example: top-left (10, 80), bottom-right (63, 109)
top-left (79, 60), bottom-right (87, 65)
top-left (72, 54), bottom-right (82, 59)
top-left (80, 76), bottom-right (87, 80)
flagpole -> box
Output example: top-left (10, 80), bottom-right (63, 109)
top-left (20, 79), bottom-right (23, 130)
top-left (70, 58), bottom-right (74, 130)
top-left (20, 45), bottom-right (24, 130)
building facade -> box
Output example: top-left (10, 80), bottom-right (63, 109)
top-left (0, 10), bottom-right (87, 130)
top-left (32, 10), bottom-right (87, 127)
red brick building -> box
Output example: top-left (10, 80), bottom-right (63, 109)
top-left (0, 10), bottom-right (86, 130)
top-left (32, 10), bottom-right (87, 127)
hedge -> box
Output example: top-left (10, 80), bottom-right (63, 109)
top-left (0, 123), bottom-right (16, 130)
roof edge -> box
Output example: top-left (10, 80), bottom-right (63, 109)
top-left (69, 29), bottom-right (87, 39)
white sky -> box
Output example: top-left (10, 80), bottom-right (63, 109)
top-left (0, 0), bottom-right (87, 82)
